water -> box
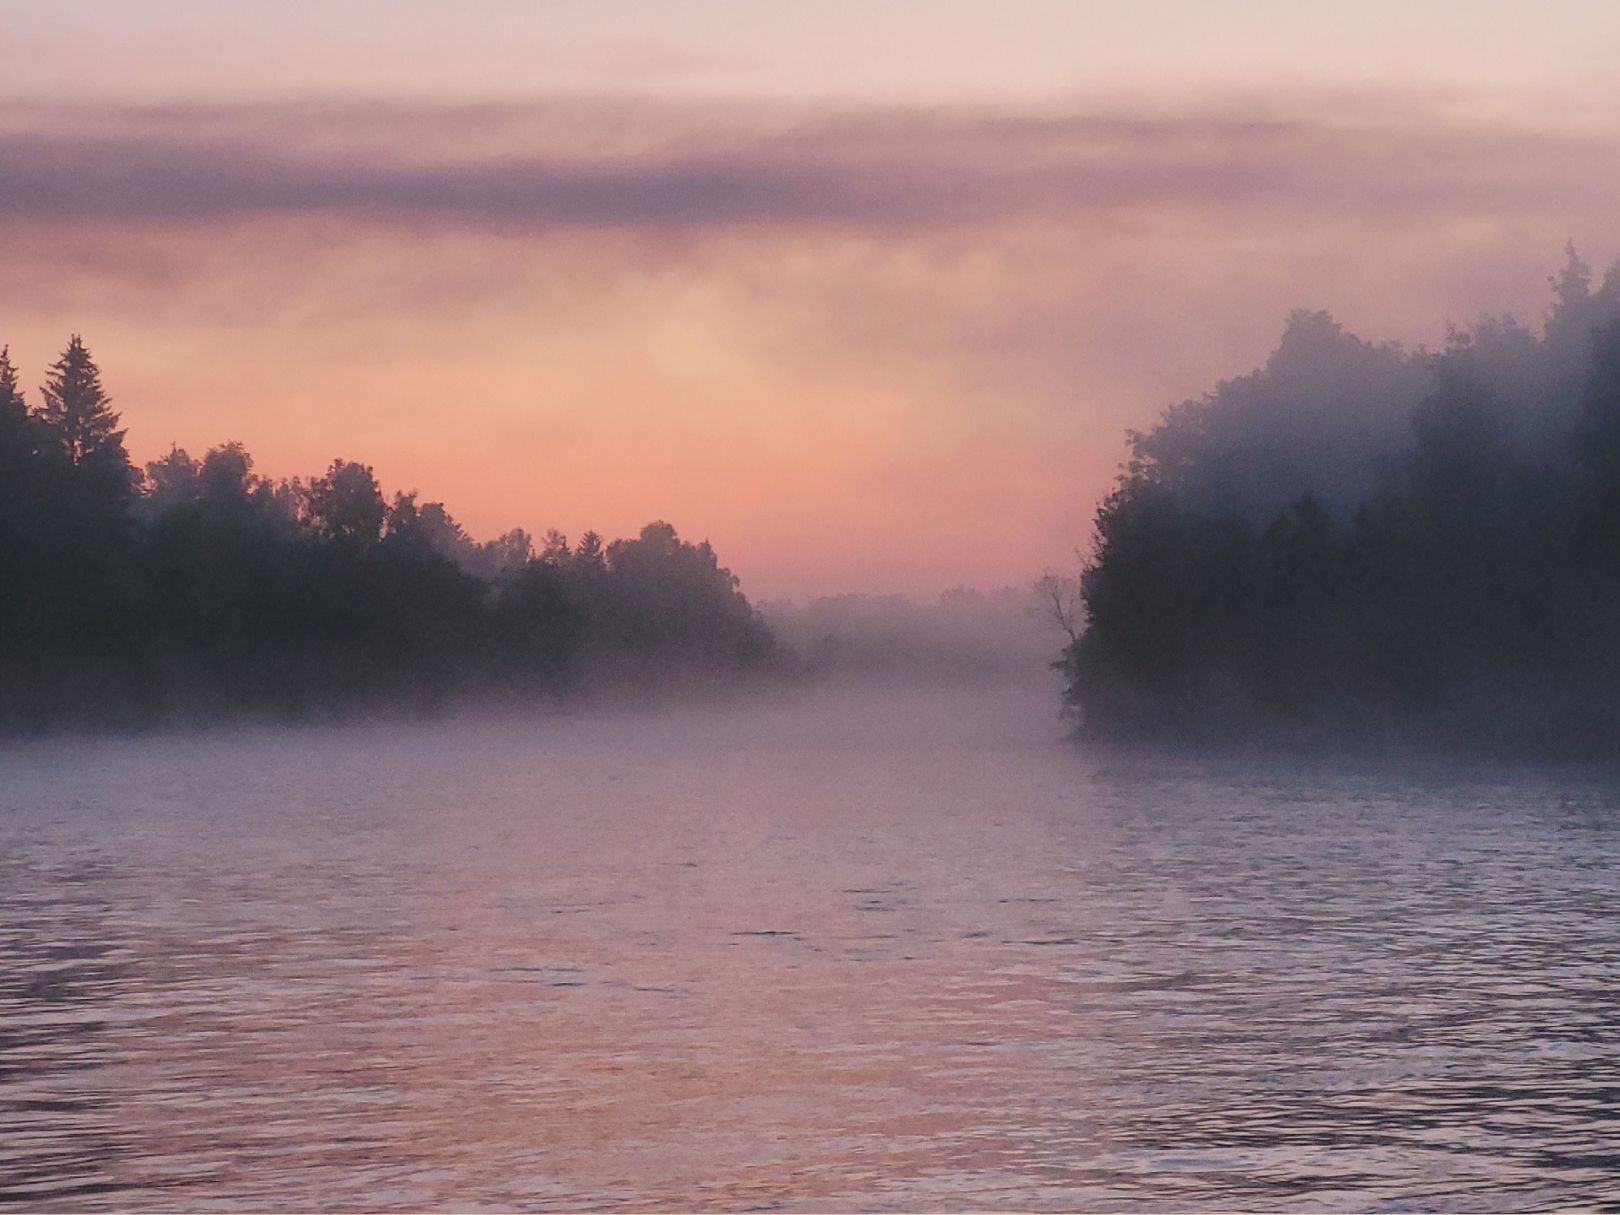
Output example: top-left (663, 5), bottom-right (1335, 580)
top-left (3, 685), bottom-right (1619, 1211)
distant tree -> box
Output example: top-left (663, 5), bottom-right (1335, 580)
top-left (386, 491), bottom-right (486, 569)
top-left (307, 459), bottom-right (385, 544)
top-left (265, 476), bottom-right (308, 528)
top-left (1545, 241), bottom-right (1595, 354)
top-left (477, 527), bottom-right (534, 577)
top-left (1573, 319), bottom-right (1620, 557)
top-left (417, 501), bottom-right (475, 562)
top-left (539, 528), bottom-right (570, 564)
top-left (384, 490), bottom-right (427, 539)
top-left (0, 346), bottom-right (37, 583)
top-left (1578, 319), bottom-right (1620, 477)
top-left (573, 530), bottom-right (605, 571)
top-left (0, 346), bottom-right (25, 426)
top-left (197, 442), bottom-right (257, 505)
top-left (593, 521), bottom-right (774, 668)
top-left (37, 335), bottom-right (127, 471)
top-left (491, 559), bottom-right (583, 683)
top-left (143, 445), bottom-right (201, 513)
top-left (0, 345), bottom-right (36, 477)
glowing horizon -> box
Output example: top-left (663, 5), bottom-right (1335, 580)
top-left (4, 4), bottom-right (1620, 599)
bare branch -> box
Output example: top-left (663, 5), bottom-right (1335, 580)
top-left (1033, 571), bottom-right (1083, 643)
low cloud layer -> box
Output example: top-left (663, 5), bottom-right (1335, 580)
top-left (4, 94), bottom-right (1617, 231)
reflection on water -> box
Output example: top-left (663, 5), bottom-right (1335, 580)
top-left (2, 686), bottom-right (1619, 1211)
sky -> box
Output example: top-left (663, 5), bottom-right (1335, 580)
top-left (4, 2), bottom-right (1620, 599)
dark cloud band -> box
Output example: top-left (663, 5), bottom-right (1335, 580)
top-left (0, 97), bottom-right (1614, 230)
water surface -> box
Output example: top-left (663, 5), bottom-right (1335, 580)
top-left (3, 686), bottom-right (1618, 1210)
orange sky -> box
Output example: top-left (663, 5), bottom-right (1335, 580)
top-left (4, 4), bottom-right (1620, 598)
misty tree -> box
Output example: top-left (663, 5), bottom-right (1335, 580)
top-left (573, 530), bottom-right (605, 571)
top-left (1121, 310), bottom-right (1431, 521)
top-left (477, 527), bottom-right (535, 578)
top-left (197, 442), bottom-right (259, 505)
top-left (1546, 242), bottom-right (1596, 357)
top-left (143, 445), bottom-right (201, 514)
top-left (490, 558), bottom-right (582, 683)
top-left (385, 491), bottom-right (487, 570)
top-left (1577, 319), bottom-right (1620, 502)
top-left (307, 459), bottom-right (386, 543)
top-left (1570, 316), bottom-right (1620, 679)
top-left (1033, 571), bottom-right (1083, 644)
top-left (1060, 247), bottom-right (1620, 756)
top-left (592, 521), bottom-right (774, 667)
top-left (539, 528), bottom-right (570, 564)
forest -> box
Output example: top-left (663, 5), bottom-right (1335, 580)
top-left (1063, 248), bottom-right (1620, 757)
top-left (0, 338), bottom-right (776, 728)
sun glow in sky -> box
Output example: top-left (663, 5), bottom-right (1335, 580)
top-left (5, 1), bottom-right (1620, 597)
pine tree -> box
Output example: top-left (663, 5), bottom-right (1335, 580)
top-left (0, 345), bottom-right (37, 475)
top-left (0, 346), bottom-right (25, 422)
top-left (38, 335), bottom-right (126, 467)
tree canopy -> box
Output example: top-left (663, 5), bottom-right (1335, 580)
top-left (1061, 247), bottom-right (1620, 757)
top-left (0, 337), bottom-right (779, 728)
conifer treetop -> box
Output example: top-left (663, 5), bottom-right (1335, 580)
top-left (38, 334), bottom-right (126, 466)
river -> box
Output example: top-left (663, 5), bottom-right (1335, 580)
top-left (3, 684), bottom-right (1617, 1210)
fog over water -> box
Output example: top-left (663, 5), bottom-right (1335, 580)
top-left (3, 681), bottom-right (1618, 1211)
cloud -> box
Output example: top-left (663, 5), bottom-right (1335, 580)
top-left (2, 94), bottom-right (1617, 233)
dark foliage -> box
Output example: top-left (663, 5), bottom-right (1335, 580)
top-left (0, 339), bottom-right (777, 729)
top-left (1062, 247), bottom-right (1620, 756)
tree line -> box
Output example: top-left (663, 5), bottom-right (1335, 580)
top-left (0, 337), bottom-right (776, 728)
top-left (1062, 248), bottom-right (1620, 757)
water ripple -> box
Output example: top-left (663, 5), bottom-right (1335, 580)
top-left (2, 707), bottom-right (1618, 1210)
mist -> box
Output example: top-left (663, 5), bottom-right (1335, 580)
top-left (760, 587), bottom-right (1062, 687)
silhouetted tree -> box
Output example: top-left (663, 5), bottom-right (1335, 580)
top-left (0, 343), bottom-right (781, 728)
top-left (38, 336), bottom-right (126, 471)
top-left (539, 528), bottom-right (570, 564)
top-left (0, 346), bottom-right (38, 641)
top-left (197, 442), bottom-right (258, 505)
top-left (307, 459), bottom-right (385, 544)
top-left (476, 527), bottom-right (534, 580)
top-left (143, 445), bottom-right (200, 514)
top-left (0, 346), bottom-right (25, 428)
top-left (0, 345), bottom-right (37, 492)
top-left (491, 559), bottom-right (582, 684)
top-left (589, 521), bottom-right (775, 672)
top-left (574, 530), bottom-right (605, 570)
